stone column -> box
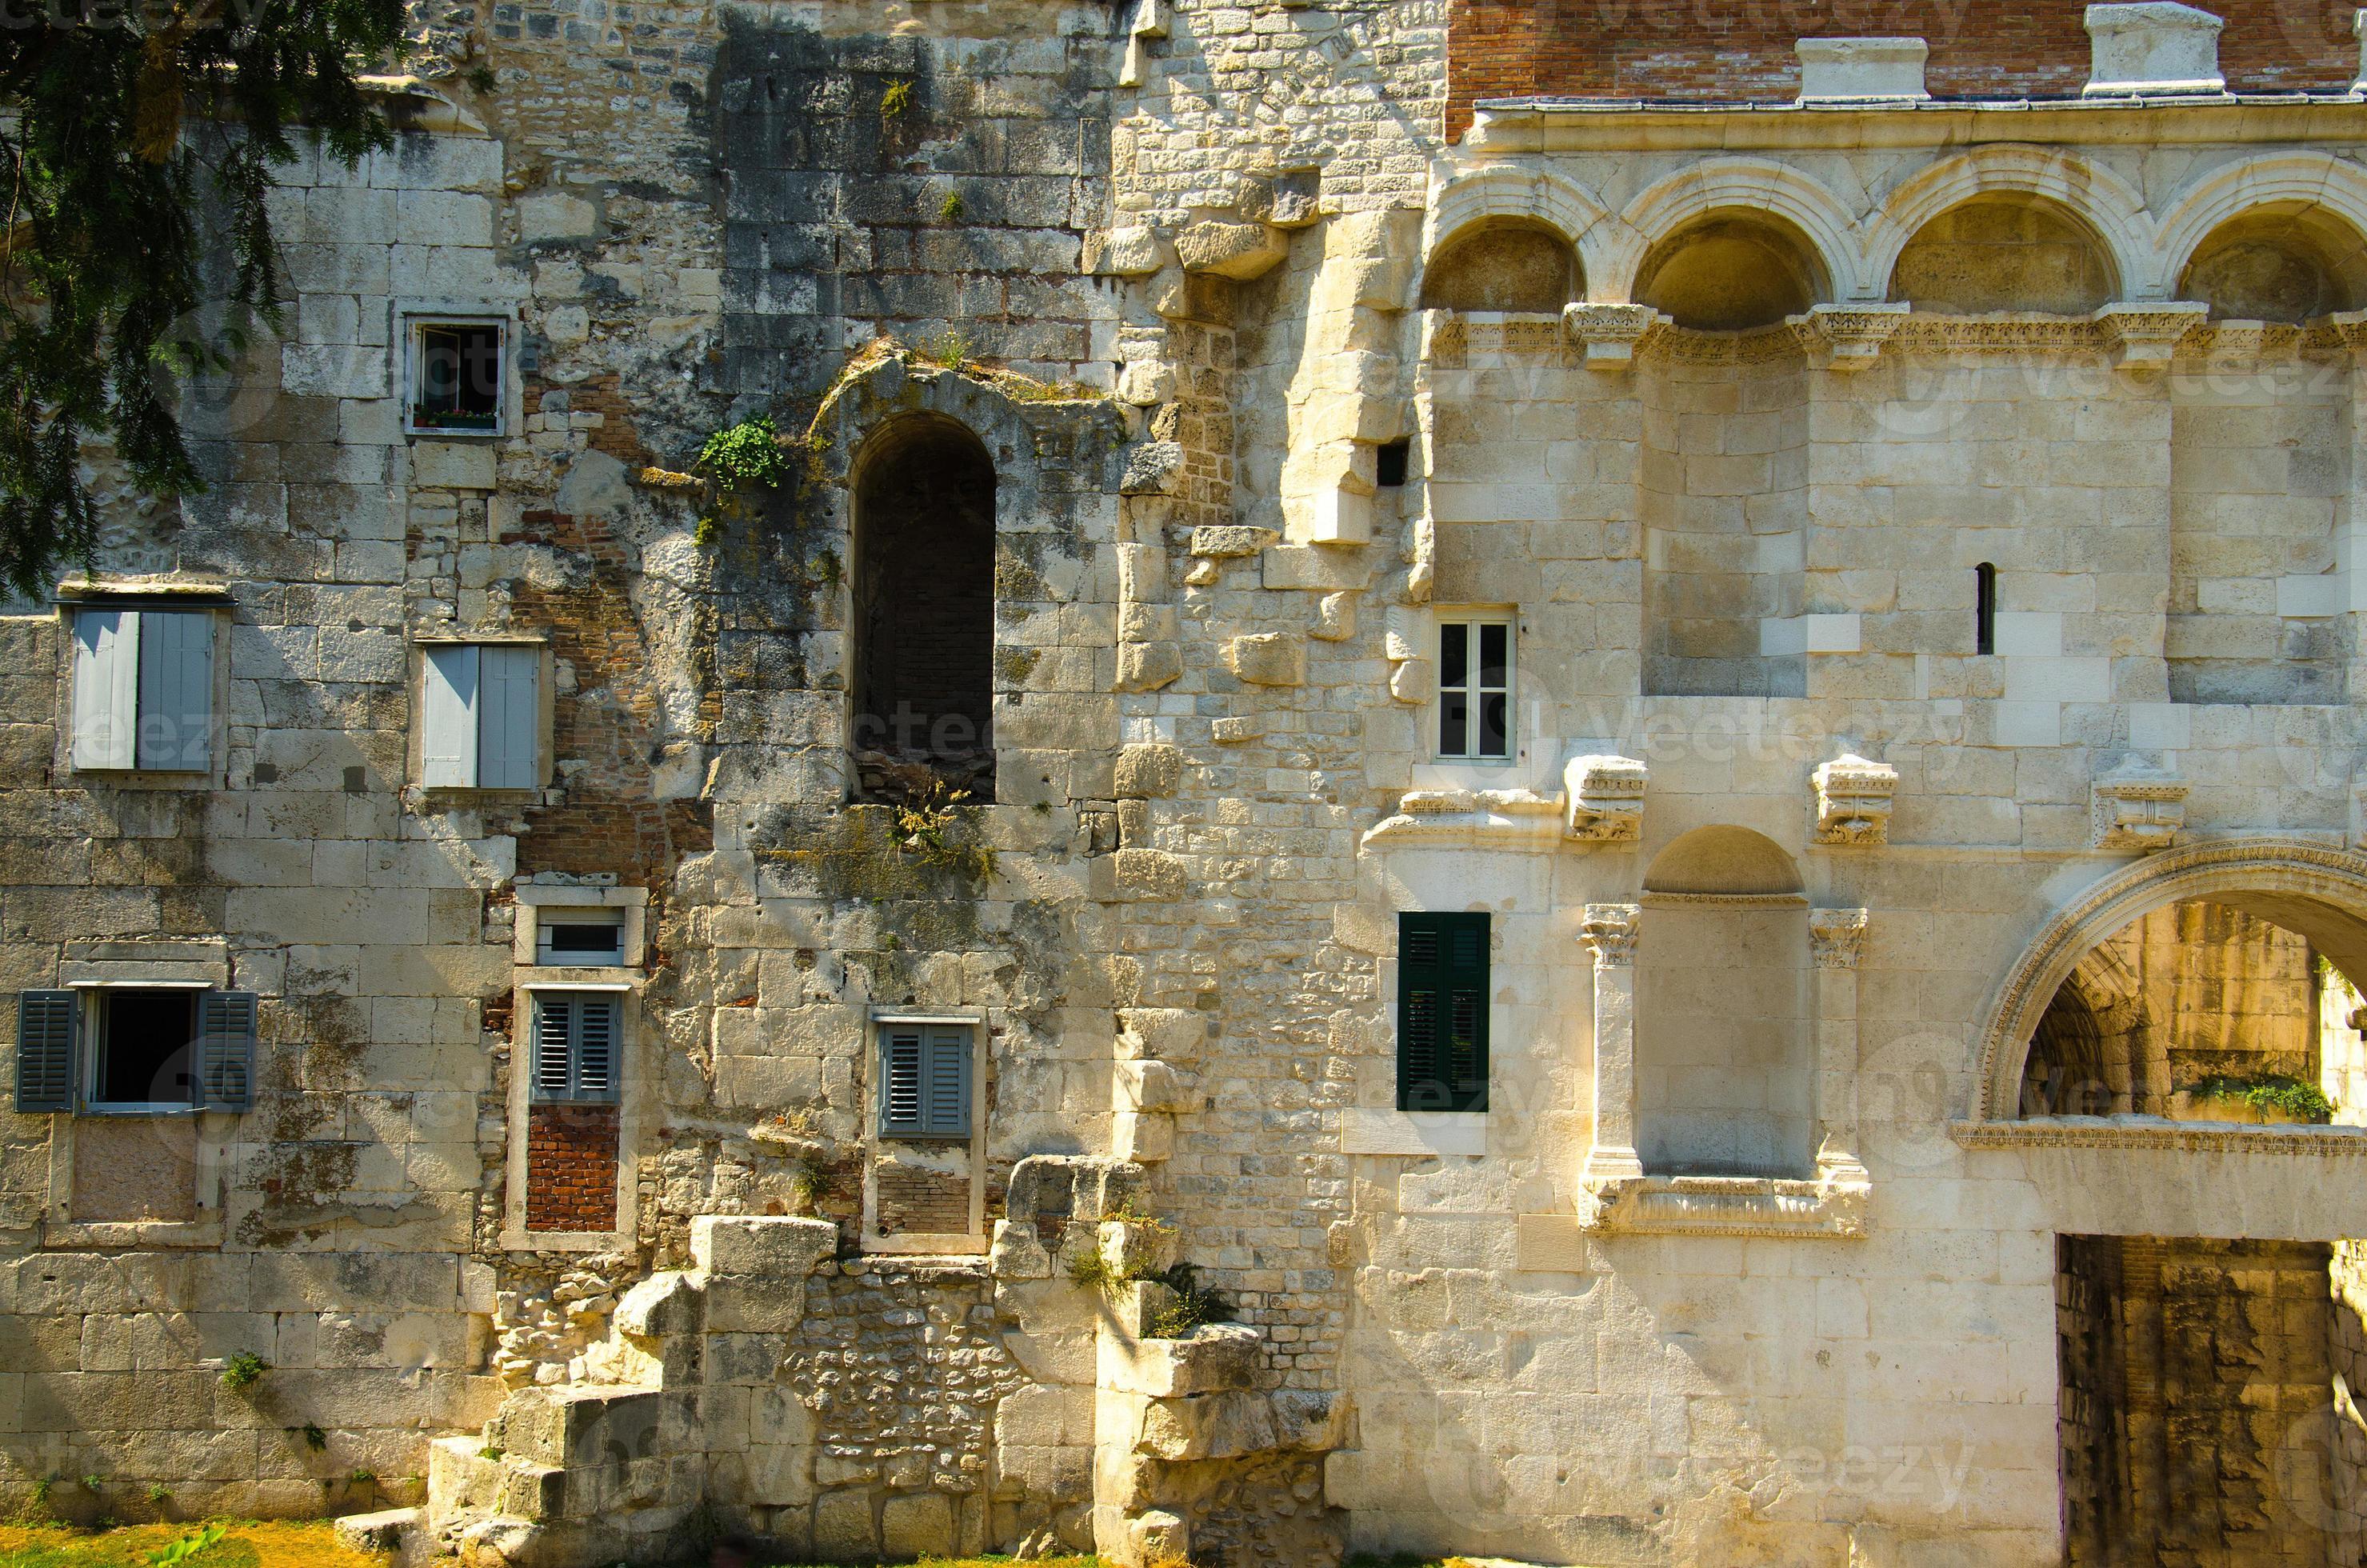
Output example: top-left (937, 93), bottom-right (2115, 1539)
top-left (1581, 903), bottom-right (1644, 1186)
top-left (1809, 907), bottom-right (1870, 1186)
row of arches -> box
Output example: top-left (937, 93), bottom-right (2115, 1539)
top-left (1423, 149), bottom-right (2367, 330)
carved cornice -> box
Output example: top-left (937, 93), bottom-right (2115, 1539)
top-left (1577, 1171), bottom-right (1869, 1238)
top-left (1564, 753), bottom-right (1646, 842)
top-left (1581, 902), bottom-right (1641, 967)
top-left (2092, 765), bottom-right (2189, 854)
top-left (1564, 303), bottom-right (1667, 370)
top-left (1813, 753), bottom-right (1897, 846)
top-left (1953, 1117), bottom-right (2367, 1155)
top-left (1790, 302), bottom-right (1909, 371)
top-left (1361, 790), bottom-right (1561, 852)
top-left (1637, 890), bottom-right (1810, 909)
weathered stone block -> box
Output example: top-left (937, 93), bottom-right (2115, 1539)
top-left (1176, 220), bottom-right (1287, 280)
top-left (1226, 633), bottom-right (1305, 687)
top-left (1113, 744), bottom-right (1182, 798)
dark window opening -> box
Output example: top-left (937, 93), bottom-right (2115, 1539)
top-left (1376, 439), bottom-right (1411, 488)
top-left (411, 322), bottom-right (504, 434)
top-left (852, 416), bottom-right (998, 802)
top-left (95, 990), bottom-right (196, 1106)
top-left (538, 910), bottom-right (625, 966)
top-left (1437, 618), bottom-right (1512, 760)
top-left (1976, 562), bottom-right (1998, 656)
top-left (1397, 911), bottom-right (1489, 1113)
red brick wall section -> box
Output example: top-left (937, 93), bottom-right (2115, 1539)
top-left (1446, 1), bottom-right (2361, 138)
top-left (875, 1162), bottom-right (971, 1238)
top-left (526, 1102), bottom-right (621, 1232)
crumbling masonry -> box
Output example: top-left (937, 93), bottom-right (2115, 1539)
top-left (29, 2), bottom-right (2367, 1565)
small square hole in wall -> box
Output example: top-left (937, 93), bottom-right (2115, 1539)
top-left (407, 320), bottom-right (505, 435)
top-left (537, 908), bottom-right (626, 966)
top-left (1377, 439), bottom-right (1411, 488)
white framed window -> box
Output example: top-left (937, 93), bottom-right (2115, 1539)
top-left (15, 986), bottom-right (254, 1115)
top-left (418, 642), bottom-right (543, 790)
top-left (70, 608), bottom-right (216, 772)
top-left (528, 990), bottom-right (622, 1105)
top-left (1436, 613), bottom-right (1513, 762)
top-left (404, 317), bottom-right (506, 437)
top-left (536, 908), bottom-right (626, 966)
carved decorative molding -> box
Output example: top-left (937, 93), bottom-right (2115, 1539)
top-left (1953, 1117), bottom-right (2367, 1156)
top-left (1563, 303), bottom-right (1666, 370)
top-left (2092, 765), bottom-right (2189, 854)
top-left (1577, 1171), bottom-right (1869, 1238)
top-left (2095, 301), bottom-right (2210, 375)
top-left (1581, 903), bottom-right (1641, 968)
top-left (1637, 890), bottom-right (1809, 910)
top-left (1812, 753), bottom-right (1897, 846)
top-left (1790, 303), bottom-right (1909, 371)
top-left (1564, 754), bottom-right (1646, 842)
top-left (1360, 790), bottom-right (1561, 852)
top-left (1809, 907), bottom-right (1869, 970)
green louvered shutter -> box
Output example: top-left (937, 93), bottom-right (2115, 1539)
top-left (879, 1026), bottom-right (926, 1136)
top-left (922, 1026), bottom-right (972, 1138)
top-left (195, 990), bottom-right (257, 1110)
top-left (1398, 913), bottom-right (1489, 1113)
top-left (15, 990), bottom-right (77, 1113)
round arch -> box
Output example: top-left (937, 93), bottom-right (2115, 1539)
top-left (2153, 151), bottom-right (2367, 313)
top-left (1612, 158), bottom-right (1867, 304)
top-left (1864, 145), bottom-right (2156, 303)
top-left (1973, 838), bottom-right (2367, 1121)
top-left (1426, 164), bottom-right (1612, 302)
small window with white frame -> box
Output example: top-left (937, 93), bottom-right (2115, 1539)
top-left (418, 642), bottom-right (544, 790)
top-left (536, 909), bottom-right (626, 967)
top-left (69, 606), bottom-right (218, 773)
top-left (405, 318), bottom-right (506, 437)
top-left (1436, 613), bottom-right (1513, 762)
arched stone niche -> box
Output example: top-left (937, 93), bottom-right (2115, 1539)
top-left (1888, 195), bottom-right (2118, 315)
top-left (1419, 219), bottom-right (1582, 314)
top-left (1633, 211), bottom-right (1829, 332)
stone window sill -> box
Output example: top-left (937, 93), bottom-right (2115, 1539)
top-left (862, 1231), bottom-right (989, 1258)
top-left (1577, 1171), bottom-right (1869, 1238)
top-left (1339, 1108), bottom-right (1488, 1157)
top-left (499, 1227), bottom-right (625, 1253)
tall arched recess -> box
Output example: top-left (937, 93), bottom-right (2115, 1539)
top-left (850, 414), bottom-right (997, 801)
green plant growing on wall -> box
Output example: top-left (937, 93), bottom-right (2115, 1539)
top-left (693, 414), bottom-right (797, 544)
top-left (299, 1424), bottom-right (327, 1452)
top-left (940, 189), bottom-right (966, 222)
top-left (145, 1483), bottom-right (169, 1506)
top-left (894, 780), bottom-right (997, 882)
top-left (1144, 1262), bottom-right (1231, 1341)
top-left (791, 1158), bottom-right (832, 1214)
top-left (218, 1352), bottom-right (267, 1391)
top-left (925, 329), bottom-right (973, 372)
top-left (2184, 1073), bottom-right (2334, 1122)
top-left (881, 78), bottom-right (913, 119)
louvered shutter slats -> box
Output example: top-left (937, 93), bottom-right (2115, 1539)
top-left (878, 1026), bottom-right (973, 1140)
top-left (534, 996), bottom-right (577, 1100)
top-left (196, 991), bottom-right (256, 1110)
top-left (882, 1030), bottom-right (925, 1134)
top-left (574, 997), bottom-right (618, 1099)
top-left (923, 1026), bottom-right (970, 1138)
top-left (15, 990), bottom-right (76, 1113)
top-left (1398, 913), bottom-right (1489, 1113)
top-left (530, 993), bottom-right (623, 1103)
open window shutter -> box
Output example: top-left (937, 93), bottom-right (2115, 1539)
top-left (71, 610), bottom-right (140, 771)
top-left (1398, 913), bottom-right (1489, 1113)
top-left (421, 644), bottom-right (480, 787)
top-left (574, 996), bottom-right (619, 1101)
top-left (136, 611), bottom-right (214, 770)
top-left (880, 1028), bottom-right (925, 1135)
top-left (196, 990), bottom-right (257, 1110)
top-left (533, 994), bottom-right (576, 1101)
top-left (477, 646), bottom-right (539, 790)
top-left (15, 990), bottom-right (77, 1113)
top-left (922, 1026), bottom-right (972, 1138)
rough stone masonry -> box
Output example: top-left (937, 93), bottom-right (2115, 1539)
top-left (25, 0), bottom-right (2367, 1564)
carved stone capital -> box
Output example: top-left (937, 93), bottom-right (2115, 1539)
top-left (2093, 765), bottom-right (2189, 854)
top-left (1812, 753), bottom-right (1898, 846)
top-left (1791, 302), bottom-right (1910, 371)
top-left (2093, 302), bottom-right (2209, 377)
top-left (1564, 754), bottom-right (1647, 842)
top-left (1581, 903), bottom-right (1641, 968)
top-left (1563, 303), bottom-right (1666, 371)
top-left (1809, 907), bottom-right (1869, 970)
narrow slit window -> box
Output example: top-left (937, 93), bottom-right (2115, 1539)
top-left (1437, 615), bottom-right (1513, 762)
top-left (1376, 439), bottom-right (1411, 488)
top-left (407, 320), bottom-right (506, 435)
top-left (1975, 562), bottom-right (1997, 656)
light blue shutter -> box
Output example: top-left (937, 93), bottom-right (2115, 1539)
top-left (532, 995), bottom-right (575, 1101)
top-left (477, 646), bottom-right (539, 790)
top-left (880, 1028), bottom-right (925, 1135)
top-left (195, 991), bottom-right (257, 1110)
top-left (421, 644), bottom-right (480, 787)
top-left (136, 611), bottom-right (214, 770)
top-left (574, 996), bottom-right (618, 1102)
top-left (922, 1026), bottom-right (972, 1138)
top-left (71, 610), bottom-right (140, 770)
top-left (14, 990), bottom-right (76, 1112)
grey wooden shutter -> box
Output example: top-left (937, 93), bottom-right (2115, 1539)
top-left (195, 990), bottom-right (257, 1110)
top-left (922, 1025), bottom-right (972, 1138)
top-left (70, 610), bottom-right (140, 770)
top-left (1398, 913), bottom-right (1489, 1113)
top-left (879, 1027), bottom-right (926, 1136)
top-left (420, 644), bottom-right (480, 787)
top-left (574, 995), bottom-right (618, 1102)
top-left (477, 645), bottom-right (539, 790)
top-left (532, 994), bottom-right (575, 1101)
top-left (136, 611), bottom-right (214, 770)
top-left (14, 990), bottom-right (77, 1113)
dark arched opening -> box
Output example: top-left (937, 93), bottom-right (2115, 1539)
top-left (851, 415), bottom-right (996, 802)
